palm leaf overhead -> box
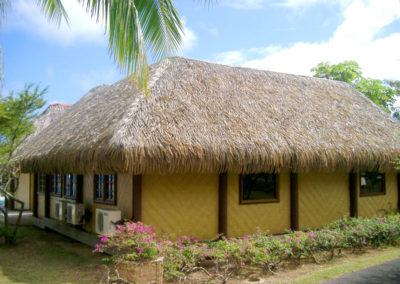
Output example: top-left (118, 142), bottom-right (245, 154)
top-left (36, 0), bottom-right (69, 25)
top-left (33, 0), bottom-right (184, 94)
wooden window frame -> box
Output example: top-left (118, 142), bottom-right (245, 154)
top-left (360, 172), bottom-right (386, 197)
top-left (64, 174), bottom-right (82, 200)
top-left (37, 174), bottom-right (46, 194)
top-left (94, 174), bottom-right (117, 205)
top-left (239, 173), bottom-right (280, 204)
top-left (51, 174), bottom-right (63, 196)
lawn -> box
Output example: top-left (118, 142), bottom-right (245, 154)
top-left (0, 226), bottom-right (106, 284)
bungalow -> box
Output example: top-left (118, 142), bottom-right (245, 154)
top-left (14, 57), bottom-right (400, 240)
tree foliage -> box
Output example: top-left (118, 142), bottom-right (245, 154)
top-left (0, 84), bottom-right (46, 166)
top-left (311, 61), bottom-right (400, 116)
top-left (311, 61), bottom-right (362, 84)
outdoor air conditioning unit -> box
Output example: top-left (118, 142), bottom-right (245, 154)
top-left (66, 203), bottom-right (85, 225)
top-left (95, 208), bottom-right (121, 235)
top-left (55, 200), bottom-right (60, 219)
top-left (55, 200), bottom-right (68, 221)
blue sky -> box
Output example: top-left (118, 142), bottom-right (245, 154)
top-left (1, 0), bottom-right (400, 108)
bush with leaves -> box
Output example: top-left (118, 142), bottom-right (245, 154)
top-left (96, 214), bottom-right (400, 282)
top-left (95, 222), bottom-right (160, 264)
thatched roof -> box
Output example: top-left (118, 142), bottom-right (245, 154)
top-left (15, 57), bottom-right (400, 174)
top-left (32, 103), bottom-right (72, 137)
top-left (16, 103), bottom-right (72, 149)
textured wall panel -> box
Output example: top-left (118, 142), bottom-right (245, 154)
top-left (358, 172), bottom-right (398, 217)
top-left (30, 173), bottom-right (34, 210)
top-left (142, 174), bottom-right (219, 240)
top-left (227, 172), bottom-right (291, 237)
top-left (15, 173), bottom-right (31, 209)
top-left (299, 172), bottom-right (349, 230)
top-left (83, 173), bottom-right (133, 233)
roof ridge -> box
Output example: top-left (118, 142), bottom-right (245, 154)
top-left (109, 58), bottom-right (173, 148)
top-left (169, 56), bottom-right (352, 87)
top-left (50, 103), bottom-right (73, 107)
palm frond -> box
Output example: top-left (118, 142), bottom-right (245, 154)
top-left (81, 0), bottom-right (183, 94)
top-left (114, 1), bottom-right (149, 93)
top-left (36, 0), bottom-right (69, 26)
top-left (135, 0), bottom-right (183, 59)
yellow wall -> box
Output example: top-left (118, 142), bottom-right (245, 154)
top-left (227, 172), bottom-right (291, 237)
top-left (15, 173), bottom-right (31, 209)
top-left (38, 194), bottom-right (45, 218)
top-left (142, 174), bottom-right (219, 240)
top-left (30, 170), bottom-right (398, 239)
top-left (30, 174), bottom-right (34, 210)
top-left (358, 172), bottom-right (398, 217)
top-left (83, 173), bottom-right (133, 233)
top-left (299, 172), bottom-right (349, 230)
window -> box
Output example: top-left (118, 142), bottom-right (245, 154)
top-left (360, 172), bottom-right (385, 196)
top-left (64, 174), bottom-right (80, 199)
top-left (52, 174), bottom-right (63, 196)
top-left (38, 174), bottom-right (46, 193)
top-left (239, 173), bottom-right (279, 204)
top-left (94, 174), bottom-right (117, 205)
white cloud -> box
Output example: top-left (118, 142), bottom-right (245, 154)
top-left (214, 51), bottom-right (247, 66)
top-left (221, 0), bottom-right (351, 10)
top-left (279, 0), bottom-right (352, 8)
top-left (8, 0), bottom-right (106, 46)
top-left (180, 17), bottom-right (198, 53)
top-left (221, 0), bottom-right (265, 10)
top-left (213, 0), bottom-right (400, 80)
top-left (199, 23), bottom-right (219, 38)
top-left (9, 1), bottom-right (198, 53)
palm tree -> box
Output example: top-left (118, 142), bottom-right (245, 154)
top-left (0, 0), bottom-right (191, 95)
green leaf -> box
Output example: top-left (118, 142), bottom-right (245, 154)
top-left (36, 0), bottom-right (69, 26)
top-left (311, 60), bottom-right (362, 84)
top-left (0, 84), bottom-right (46, 165)
top-left (80, 0), bottom-right (183, 95)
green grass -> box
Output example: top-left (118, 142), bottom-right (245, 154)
top-left (0, 226), bottom-right (106, 284)
top-left (286, 248), bottom-right (400, 284)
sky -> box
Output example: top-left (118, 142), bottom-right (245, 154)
top-left (1, 0), bottom-right (400, 108)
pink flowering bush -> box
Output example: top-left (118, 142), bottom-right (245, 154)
top-left (95, 221), bottom-right (160, 263)
top-left (95, 214), bottom-right (400, 282)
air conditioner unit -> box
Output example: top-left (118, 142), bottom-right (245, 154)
top-left (55, 200), bottom-right (68, 221)
top-left (95, 208), bottom-right (121, 235)
top-left (66, 203), bottom-right (85, 225)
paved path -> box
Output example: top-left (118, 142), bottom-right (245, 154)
top-left (323, 257), bottom-right (400, 284)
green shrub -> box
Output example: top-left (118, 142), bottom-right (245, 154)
top-left (96, 214), bottom-right (400, 282)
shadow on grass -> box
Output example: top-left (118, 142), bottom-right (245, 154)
top-left (0, 226), bottom-right (106, 283)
